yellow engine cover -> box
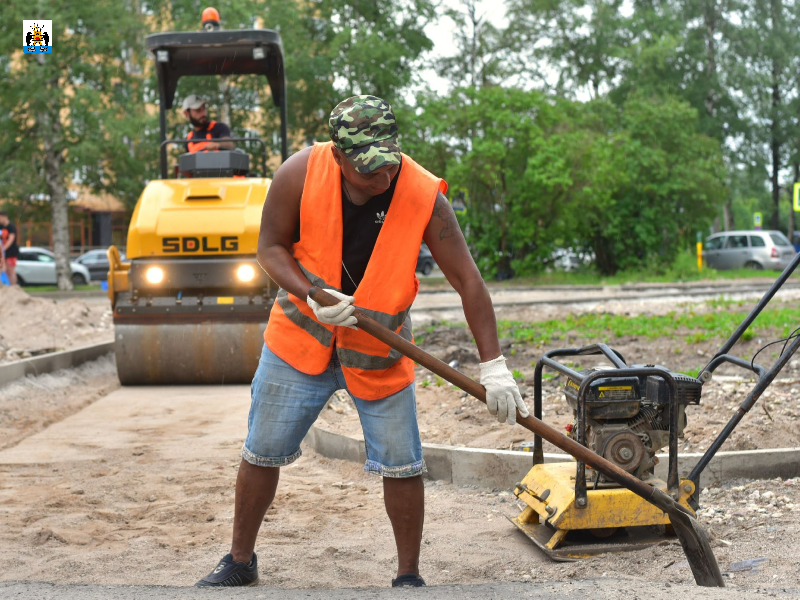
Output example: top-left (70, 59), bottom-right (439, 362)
top-left (125, 177), bottom-right (270, 259)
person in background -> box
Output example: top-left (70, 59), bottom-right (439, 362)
top-left (182, 95), bottom-right (234, 153)
top-left (0, 212), bottom-right (19, 286)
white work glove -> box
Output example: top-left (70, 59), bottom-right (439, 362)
top-left (306, 289), bottom-right (358, 329)
top-left (480, 355), bottom-right (529, 426)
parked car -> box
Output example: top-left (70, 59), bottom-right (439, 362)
top-left (702, 230), bottom-right (796, 271)
top-left (15, 247), bottom-right (92, 286)
top-left (549, 247), bottom-right (596, 271)
top-left (416, 243), bottom-right (436, 276)
top-left (74, 248), bottom-right (125, 281)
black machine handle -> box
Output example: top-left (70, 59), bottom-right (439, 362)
top-left (159, 137), bottom-right (268, 179)
top-left (699, 249), bottom-right (800, 381)
top-left (686, 250), bottom-right (800, 502)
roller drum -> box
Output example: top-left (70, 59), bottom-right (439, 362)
top-left (115, 322), bottom-right (266, 385)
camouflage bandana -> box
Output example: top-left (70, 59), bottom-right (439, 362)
top-left (329, 95), bottom-right (401, 174)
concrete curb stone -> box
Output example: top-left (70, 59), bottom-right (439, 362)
top-left (0, 341), bottom-right (114, 387)
top-left (306, 424), bottom-right (800, 490)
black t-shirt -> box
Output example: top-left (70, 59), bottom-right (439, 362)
top-left (1, 222), bottom-right (19, 258)
top-left (185, 121), bottom-right (231, 149)
top-left (340, 165), bottom-right (401, 296)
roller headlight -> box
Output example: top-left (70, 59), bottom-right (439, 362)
top-left (145, 266), bottom-right (164, 284)
top-left (237, 264), bottom-right (256, 282)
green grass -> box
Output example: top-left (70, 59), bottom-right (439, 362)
top-left (493, 267), bottom-right (788, 288)
top-left (419, 263), bottom-right (792, 289)
top-left (23, 284), bottom-right (101, 292)
top-left (679, 367), bottom-right (702, 378)
top-left (493, 300), bottom-right (800, 347)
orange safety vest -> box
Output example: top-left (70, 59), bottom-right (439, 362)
top-left (186, 121), bottom-right (217, 153)
top-left (265, 142), bottom-right (448, 400)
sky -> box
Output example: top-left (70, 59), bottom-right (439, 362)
top-left (415, 0), bottom-right (510, 97)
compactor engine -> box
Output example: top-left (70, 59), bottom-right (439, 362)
top-left (562, 368), bottom-right (701, 480)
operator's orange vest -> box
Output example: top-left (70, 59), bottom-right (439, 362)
top-left (265, 142), bottom-right (448, 400)
top-left (186, 121), bottom-right (217, 153)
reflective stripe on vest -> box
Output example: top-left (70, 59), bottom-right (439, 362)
top-left (275, 260), bottom-right (413, 368)
top-left (264, 141), bottom-right (447, 399)
top-left (186, 120), bottom-right (217, 153)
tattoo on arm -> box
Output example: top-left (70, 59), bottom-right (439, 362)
top-left (432, 193), bottom-right (459, 241)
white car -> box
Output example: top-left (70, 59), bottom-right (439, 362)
top-left (15, 247), bottom-right (92, 286)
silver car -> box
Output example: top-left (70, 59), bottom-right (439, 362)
top-left (15, 247), bottom-right (92, 286)
top-left (703, 230), bottom-right (796, 271)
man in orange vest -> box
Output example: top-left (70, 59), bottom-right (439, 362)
top-left (196, 96), bottom-right (528, 588)
top-left (182, 95), bottom-right (234, 153)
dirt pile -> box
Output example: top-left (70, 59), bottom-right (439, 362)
top-left (0, 286), bottom-right (113, 362)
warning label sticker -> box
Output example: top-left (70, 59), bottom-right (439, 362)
top-left (597, 385), bottom-right (635, 400)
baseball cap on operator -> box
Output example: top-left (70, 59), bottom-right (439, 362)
top-left (182, 94), bottom-right (207, 111)
top-left (329, 95), bottom-right (401, 174)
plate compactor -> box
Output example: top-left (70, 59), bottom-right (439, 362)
top-left (510, 252), bottom-right (800, 560)
top-left (107, 10), bottom-right (288, 385)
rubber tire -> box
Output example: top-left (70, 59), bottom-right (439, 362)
top-left (744, 261), bottom-right (763, 271)
top-left (422, 261), bottom-right (432, 276)
top-left (71, 273), bottom-right (87, 285)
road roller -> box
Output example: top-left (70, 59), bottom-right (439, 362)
top-left (107, 11), bottom-right (288, 384)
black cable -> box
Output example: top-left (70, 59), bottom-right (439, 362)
top-left (750, 326), bottom-right (800, 370)
top-left (780, 325), bottom-right (800, 356)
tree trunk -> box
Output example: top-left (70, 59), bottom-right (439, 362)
top-left (36, 55), bottom-right (72, 291)
top-left (722, 201), bottom-right (734, 230)
top-left (770, 0), bottom-right (782, 230)
top-left (771, 97), bottom-right (781, 230)
top-left (703, 1), bottom-right (718, 120)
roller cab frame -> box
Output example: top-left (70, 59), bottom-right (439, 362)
top-left (511, 251), bottom-right (800, 560)
top-left (108, 21), bottom-right (288, 385)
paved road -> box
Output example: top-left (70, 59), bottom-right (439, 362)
top-left (2, 579), bottom-right (797, 600)
top-left (412, 280), bottom-right (800, 311)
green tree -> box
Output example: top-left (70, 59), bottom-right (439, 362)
top-left (433, 0), bottom-right (512, 90)
top-left (731, 0), bottom-right (796, 231)
top-left (580, 94), bottom-right (727, 273)
top-left (506, 0), bottom-right (631, 98)
top-left (1, 2), bottom-right (152, 289)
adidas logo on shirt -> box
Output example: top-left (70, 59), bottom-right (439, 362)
top-left (375, 211), bottom-right (386, 224)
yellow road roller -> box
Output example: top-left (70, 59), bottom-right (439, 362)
top-left (107, 13), bottom-right (287, 384)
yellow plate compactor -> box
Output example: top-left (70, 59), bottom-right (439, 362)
top-left (510, 345), bottom-right (699, 560)
top-left (108, 14), bottom-right (288, 384)
top-left (510, 263), bottom-right (800, 560)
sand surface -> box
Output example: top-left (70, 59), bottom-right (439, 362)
top-left (1, 289), bottom-right (800, 589)
top-left (0, 369), bottom-right (799, 590)
top-left (0, 286), bottom-right (113, 362)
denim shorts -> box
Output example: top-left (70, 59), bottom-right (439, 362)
top-left (242, 344), bottom-right (426, 478)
